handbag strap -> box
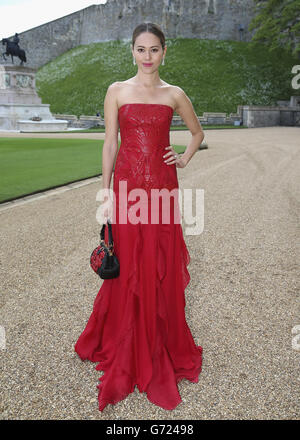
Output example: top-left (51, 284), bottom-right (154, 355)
top-left (100, 219), bottom-right (114, 248)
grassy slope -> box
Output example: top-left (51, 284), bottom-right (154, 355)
top-left (36, 38), bottom-right (299, 118)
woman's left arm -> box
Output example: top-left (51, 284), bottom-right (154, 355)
top-left (173, 86), bottom-right (205, 167)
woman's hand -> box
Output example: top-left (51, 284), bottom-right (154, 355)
top-left (163, 146), bottom-right (188, 168)
top-left (101, 190), bottom-right (114, 223)
top-left (103, 197), bottom-right (113, 222)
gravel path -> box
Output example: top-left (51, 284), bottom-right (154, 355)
top-left (0, 126), bottom-right (299, 420)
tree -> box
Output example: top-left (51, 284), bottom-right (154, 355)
top-left (248, 0), bottom-right (300, 59)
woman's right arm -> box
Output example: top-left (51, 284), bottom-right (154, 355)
top-left (102, 82), bottom-right (119, 194)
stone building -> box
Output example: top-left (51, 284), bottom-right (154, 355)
top-left (1, 0), bottom-right (256, 69)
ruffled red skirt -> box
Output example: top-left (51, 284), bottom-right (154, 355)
top-left (74, 193), bottom-right (203, 411)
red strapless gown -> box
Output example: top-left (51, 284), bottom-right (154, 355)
top-left (74, 103), bottom-right (203, 411)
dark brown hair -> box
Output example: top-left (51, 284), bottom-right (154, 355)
top-left (132, 22), bottom-right (165, 50)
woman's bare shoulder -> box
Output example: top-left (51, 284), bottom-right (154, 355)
top-left (167, 83), bottom-right (185, 96)
top-left (107, 81), bottom-right (123, 90)
top-left (160, 83), bottom-right (187, 110)
top-left (106, 80), bottom-right (135, 108)
top-left (106, 80), bottom-right (135, 98)
top-left (109, 79), bottom-right (134, 88)
top-left (160, 81), bottom-right (184, 96)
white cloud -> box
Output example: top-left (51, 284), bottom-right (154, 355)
top-left (0, 0), bottom-right (107, 38)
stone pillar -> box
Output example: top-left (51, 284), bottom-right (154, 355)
top-left (0, 64), bottom-right (67, 131)
top-left (0, 65), bottom-right (42, 105)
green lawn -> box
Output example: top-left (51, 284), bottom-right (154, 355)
top-left (0, 138), bottom-right (187, 203)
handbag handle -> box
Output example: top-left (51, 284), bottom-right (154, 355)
top-left (100, 218), bottom-right (114, 249)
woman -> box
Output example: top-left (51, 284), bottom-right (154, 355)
top-left (75, 22), bottom-right (205, 412)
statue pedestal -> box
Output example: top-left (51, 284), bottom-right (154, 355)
top-left (0, 65), bottom-right (68, 131)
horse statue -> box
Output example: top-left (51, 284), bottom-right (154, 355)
top-left (2, 34), bottom-right (27, 65)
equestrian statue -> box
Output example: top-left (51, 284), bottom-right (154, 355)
top-left (2, 33), bottom-right (27, 65)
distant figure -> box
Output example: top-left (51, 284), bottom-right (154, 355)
top-left (238, 23), bottom-right (245, 41)
top-left (13, 33), bottom-right (20, 48)
top-left (96, 112), bottom-right (100, 117)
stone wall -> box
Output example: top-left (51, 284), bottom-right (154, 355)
top-left (1, 0), bottom-right (257, 69)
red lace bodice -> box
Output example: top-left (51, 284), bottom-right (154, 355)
top-left (113, 103), bottom-right (179, 195)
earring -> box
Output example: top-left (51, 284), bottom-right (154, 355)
top-left (161, 57), bottom-right (165, 65)
top-left (133, 56), bottom-right (136, 65)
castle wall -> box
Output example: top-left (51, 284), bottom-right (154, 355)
top-left (1, 0), bottom-right (256, 69)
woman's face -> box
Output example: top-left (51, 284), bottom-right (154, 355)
top-left (131, 32), bottom-right (166, 72)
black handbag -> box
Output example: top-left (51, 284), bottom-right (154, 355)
top-left (90, 219), bottom-right (120, 279)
